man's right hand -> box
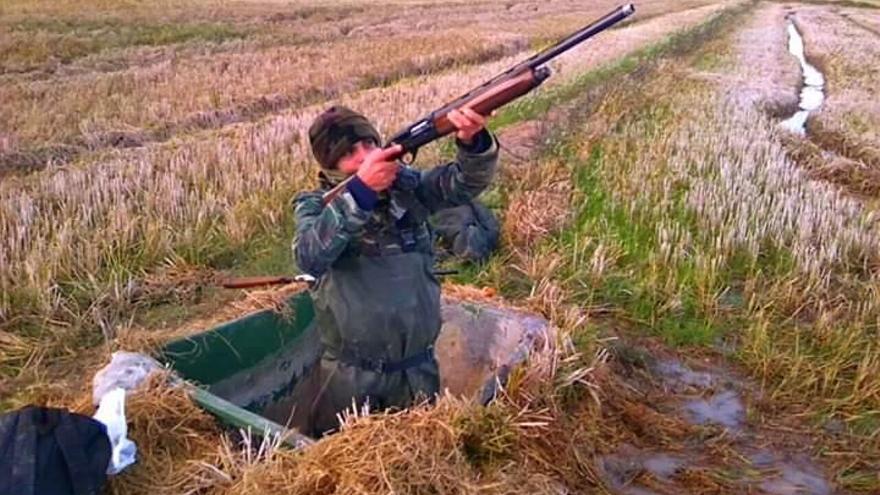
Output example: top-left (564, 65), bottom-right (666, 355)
top-left (356, 145), bottom-right (403, 192)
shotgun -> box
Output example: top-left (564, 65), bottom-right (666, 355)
top-left (321, 3), bottom-right (635, 205)
top-left (223, 4), bottom-right (635, 290)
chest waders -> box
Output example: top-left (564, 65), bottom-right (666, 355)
top-left (305, 181), bottom-right (442, 436)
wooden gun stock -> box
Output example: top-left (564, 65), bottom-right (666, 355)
top-left (221, 276), bottom-right (298, 289)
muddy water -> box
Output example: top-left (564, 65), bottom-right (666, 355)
top-left (598, 356), bottom-right (834, 495)
top-left (654, 359), bottom-right (714, 390)
top-left (779, 18), bottom-right (825, 134)
top-left (684, 390), bottom-right (744, 429)
top-left (642, 453), bottom-right (685, 479)
top-left (750, 450), bottom-right (832, 495)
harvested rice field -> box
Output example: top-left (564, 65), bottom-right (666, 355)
top-left (2, 0), bottom-right (879, 493)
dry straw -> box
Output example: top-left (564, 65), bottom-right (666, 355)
top-left (99, 328), bottom-right (626, 495)
top-left (0, 2), bottom-right (732, 333)
top-left (101, 373), bottom-right (227, 495)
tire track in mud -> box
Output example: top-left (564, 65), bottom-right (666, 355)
top-left (775, 7), bottom-right (880, 201)
top-left (782, 128), bottom-right (880, 201)
top-left (491, 5), bottom-right (834, 492)
top-left (778, 17), bottom-right (825, 135)
top-left (837, 9), bottom-right (880, 37)
top-left (597, 340), bottom-right (834, 495)
top-left (731, 2), bottom-right (880, 202)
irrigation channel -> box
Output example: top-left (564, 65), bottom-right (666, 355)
top-left (779, 17), bottom-right (825, 134)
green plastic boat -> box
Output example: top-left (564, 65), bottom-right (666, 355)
top-left (157, 291), bottom-right (550, 448)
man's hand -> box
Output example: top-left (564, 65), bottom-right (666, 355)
top-left (355, 144), bottom-right (403, 192)
top-left (447, 107), bottom-right (487, 145)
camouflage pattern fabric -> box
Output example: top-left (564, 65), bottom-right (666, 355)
top-left (308, 105), bottom-right (381, 170)
top-left (292, 129), bottom-right (498, 436)
top-left (293, 130), bottom-right (499, 276)
top-left (432, 199), bottom-right (500, 264)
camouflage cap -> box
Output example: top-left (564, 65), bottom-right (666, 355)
top-left (308, 106), bottom-right (381, 169)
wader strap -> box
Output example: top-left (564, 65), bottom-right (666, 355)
top-left (349, 221), bottom-right (431, 258)
top-left (339, 346), bottom-right (435, 374)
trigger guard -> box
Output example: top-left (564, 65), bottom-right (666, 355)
top-left (400, 149), bottom-right (418, 165)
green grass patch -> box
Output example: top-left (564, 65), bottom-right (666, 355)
top-left (838, 467), bottom-right (880, 493)
top-left (557, 143), bottom-right (725, 346)
top-left (692, 50), bottom-right (726, 71)
top-left (224, 221), bottom-right (296, 278)
top-left (455, 405), bottom-right (517, 469)
top-left (446, 2), bottom-right (753, 347)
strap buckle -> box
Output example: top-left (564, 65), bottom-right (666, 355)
top-left (368, 357), bottom-right (387, 373)
top-left (399, 228), bottom-right (416, 251)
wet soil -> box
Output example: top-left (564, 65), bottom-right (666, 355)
top-left (775, 10), bottom-right (880, 203)
top-left (599, 339), bottom-right (836, 495)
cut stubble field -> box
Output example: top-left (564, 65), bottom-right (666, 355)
top-left (2, 0), bottom-right (880, 493)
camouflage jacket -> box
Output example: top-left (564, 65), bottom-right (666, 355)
top-left (293, 130), bottom-right (499, 277)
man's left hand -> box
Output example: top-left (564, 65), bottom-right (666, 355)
top-left (448, 107), bottom-right (487, 145)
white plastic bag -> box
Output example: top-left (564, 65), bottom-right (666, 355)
top-left (92, 387), bottom-right (137, 474)
top-left (92, 351), bottom-right (162, 406)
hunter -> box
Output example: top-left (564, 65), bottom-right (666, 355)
top-left (293, 105), bottom-right (498, 436)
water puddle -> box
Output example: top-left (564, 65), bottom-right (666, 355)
top-left (597, 446), bottom-right (686, 495)
top-left (642, 453), bottom-right (685, 480)
top-left (780, 18), bottom-right (825, 135)
top-left (654, 359), bottom-right (714, 391)
top-left (750, 450), bottom-right (832, 495)
top-left (654, 359), bottom-right (744, 430)
top-left (598, 353), bottom-right (836, 494)
top-left (684, 390), bottom-right (744, 430)
top-left (599, 444), bottom-right (832, 495)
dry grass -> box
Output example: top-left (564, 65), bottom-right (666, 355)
top-left (0, 31), bottom-right (526, 161)
top-left (549, 3), bottom-right (880, 421)
top-left (225, 399), bottom-right (481, 494)
top-left (781, 131), bottom-right (880, 199)
top-left (0, 1), bottom-right (732, 355)
top-left (83, 314), bottom-right (618, 495)
top-left (843, 7), bottom-right (880, 33)
top-left (793, 6), bottom-right (880, 167)
top-left (0, 0), bottom-right (720, 165)
top-left (502, 132), bottom-right (575, 248)
top-left (99, 373), bottom-right (228, 495)
top-left (442, 282), bottom-right (500, 304)
top-left (0, 330), bottom-right (40, 377)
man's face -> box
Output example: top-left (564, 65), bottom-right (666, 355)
top-left (336, 139), bottom-right (378, 175)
